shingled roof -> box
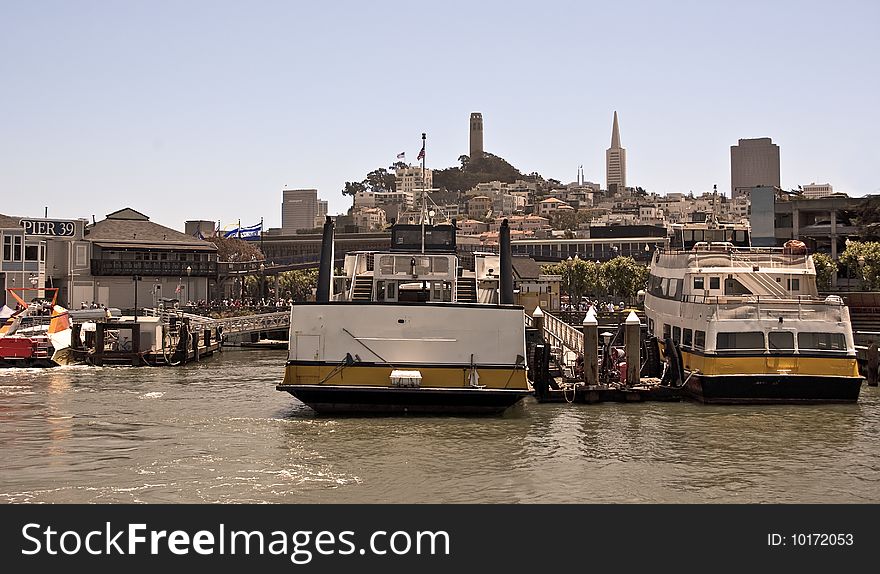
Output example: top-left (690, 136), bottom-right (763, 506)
top-left (86, 208), bottom-right (217, 251)
top-left (511, 256), bottom-right (544, 280)
top-left (0, 214), bottom-right (24, 229)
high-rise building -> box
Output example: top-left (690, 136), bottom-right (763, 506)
top-left (470, 112), bottom-right (483, 159)
top-left (394, 165), bottom-right (433, 197)
top-left (281, 189), bottom-right (318, 234)
top-left (730, 137), bottom-right (780, 199)
top-left (606, 111), bottom-right (626, 192)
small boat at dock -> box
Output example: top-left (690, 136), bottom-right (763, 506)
top-left (644, 217), bottom-right (862, 403)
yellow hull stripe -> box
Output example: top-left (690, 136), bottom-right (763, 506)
top-left (679, 350), bottom-right (860, 377)
top-left (283, 364), bottom-right (530, 391)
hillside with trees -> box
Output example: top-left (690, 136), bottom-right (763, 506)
top-left (342, 153), bottom-right (553, 196)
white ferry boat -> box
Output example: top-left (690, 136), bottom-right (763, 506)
top-left (276, 216), bottom-right (532, 414)
top-left (644, 218), bottom-right (862, 403)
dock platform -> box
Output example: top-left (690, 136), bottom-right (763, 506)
top-left (535, 378), bottom-right (682, 404)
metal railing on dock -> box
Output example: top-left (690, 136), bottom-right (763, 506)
top-left (143, 308), bottom-right (290, 338)
top-left (525, 309), bottom-right (584, 355)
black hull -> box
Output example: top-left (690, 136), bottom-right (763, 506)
top-left (0, 358), bottom-right (57, 368)
top-left (276, 384), bottom-right (531, 414)
top-left (684, 374), bottom-right (863, 404)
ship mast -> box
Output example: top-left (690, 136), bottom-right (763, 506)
top-left (420, 132), bottom-right (426, 254)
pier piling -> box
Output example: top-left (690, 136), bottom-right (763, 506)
top-left (583, 308), bottom-right (599, 386)
top-left (625, 311), bottom-right (640, 387)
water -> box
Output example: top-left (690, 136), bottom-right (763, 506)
top-left (1, 350), bottom-right (878, 503)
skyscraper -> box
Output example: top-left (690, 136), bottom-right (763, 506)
top-left (606, 111), bottom-right (626, 192)
top-left (281, 189), bottom-right (318, 234)
top-left (470, 112), bottom-right (483, 159)
top-left (730, 137), bottom-right (780, 198)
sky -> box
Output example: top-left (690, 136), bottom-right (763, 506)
top-left (2, 0), bottom-right (879, 232)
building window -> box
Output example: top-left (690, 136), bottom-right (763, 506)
top-left (75, 244), bottom-right (88, 267)
top-left (25, 245), bottom-right (39, 261)
top-left (2, 236), bottom-right (11, 261)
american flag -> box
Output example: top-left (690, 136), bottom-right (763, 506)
top-left (417, 145), bottom-right (425, 161)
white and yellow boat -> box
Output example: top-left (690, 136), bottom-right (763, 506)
top-left (644, 218), bottom-right (862, 404)
top-left (277, 216), bottom-right (531, 414)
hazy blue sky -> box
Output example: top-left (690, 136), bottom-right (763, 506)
top-left (2, 0), bottom-right (878, 231)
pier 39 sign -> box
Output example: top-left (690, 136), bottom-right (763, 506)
top-left (20, 218), bottom-right (78, 238)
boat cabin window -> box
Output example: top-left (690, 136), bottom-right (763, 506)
top-left (694, 330), bottom-right (706, 350)
top-left (398, 282), bottom-right (429, 303)
top-left (797, 332), bottom-right (846, 352)
top-left (768, 331), bottom-right (795, 352)
top-left (693, 277), bottom-right (704, 290)
top-left (683, 328), bottom-right (693, 348)
top-left (709, 277), bottom-right (720, 290)
top-left (787, 278), bottom-right (800, 291)
top-left (673, 326), bottom-right (681, 344)
top-left (716, 331), bottom-right (765, 352)
top-left (663, 323), bottom-right (671, 340)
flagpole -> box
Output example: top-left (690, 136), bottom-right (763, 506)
top-left (260, 217), bottom-right (264, 258)
top-left (238, 219), bottom-right (241, 240)
top-left (420, 132), bottom-right (426, 254)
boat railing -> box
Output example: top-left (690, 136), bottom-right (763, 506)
top-left (655, 247), bottom-right (810, 270)
top-left (680, 295), bottom-right (851, 323)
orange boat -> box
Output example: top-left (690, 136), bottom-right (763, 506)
top-left (0, 287), bottom-right (72, 367)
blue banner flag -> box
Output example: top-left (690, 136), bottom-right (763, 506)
top-left (223, 222), bottom-right (262, 240)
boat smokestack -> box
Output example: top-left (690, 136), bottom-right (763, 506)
top-left (500, 218), bottom-right (514, 305)
top-left (316, 216), bottom-right (335, 302)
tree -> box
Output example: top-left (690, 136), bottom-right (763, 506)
top-left (277, 269), bottom-right (319, 301)
top-left (812, 252), bottom-right (837, 292)
top-left (365, 168), bottom-right (395, 192)
top-left (550, 209), bottom-right (578, 231)
top-left (342, 180), bottom-right (367, 197)
top-left (600, 256), bottom-right (649, 301)
top-left (458, 155), bottom-right (470, 169)
top-left (205, 236), bottom-right (264, 262)
top-left (840, 241), bottom-right (880, 290)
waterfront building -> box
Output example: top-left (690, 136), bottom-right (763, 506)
top-left (86, 208), bottom-right (217, 308)
top-left (281, 189), bottom-right (319, 233)
top-left (470, 112), bottom-right (484, 158)
top-left (1, 208), bottom-right (218, 310)
top-left (731, 137), bottom-right (780, 198)
top-left (606, 111), bottom-right (627, 192)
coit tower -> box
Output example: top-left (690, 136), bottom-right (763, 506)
top-left (470, 112), bottom-right (483, 159)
